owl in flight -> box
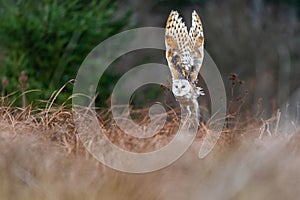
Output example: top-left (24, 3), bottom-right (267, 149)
top-left (165, 10), bottom-right (205, 117)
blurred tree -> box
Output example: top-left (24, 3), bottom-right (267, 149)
top-left (0, 0), bottom-right (131, 105)
top-left (265, 0), bottom-right (300, 7)
top-left (153, 0), bottom-right (206, 9)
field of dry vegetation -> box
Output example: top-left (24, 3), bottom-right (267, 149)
top-left (1, 93), bottom-right (300, 200)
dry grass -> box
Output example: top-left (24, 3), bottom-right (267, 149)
top-left (0, 97), bottom-right (300, 199)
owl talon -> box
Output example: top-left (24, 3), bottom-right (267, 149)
top-left (195, 86), bottom-right (205, 96)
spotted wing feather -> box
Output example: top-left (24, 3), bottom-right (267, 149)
top-left (188, 10), bottom-right (205, 83)
top-left (165, 11), bottom-right (191, 80)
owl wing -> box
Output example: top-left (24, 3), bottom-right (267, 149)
top-left (165, 11), bottom-right (191, 80)
top-left (188, 10), bottom-right (205, 83)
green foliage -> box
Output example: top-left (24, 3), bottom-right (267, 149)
top-left (0, 0), bottom-right (131, 105)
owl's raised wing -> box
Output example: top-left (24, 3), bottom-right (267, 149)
top-left (165, 11), bottom-right (191, 80)
top-left (188, 10), bottom-right (204, 83)
top-left (165, 10), bottom-right (204, 84)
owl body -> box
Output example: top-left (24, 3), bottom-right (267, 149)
top-left (165, 10), bottom-right (205, 118)
top-left (172, 79), bottom-right (203, 118)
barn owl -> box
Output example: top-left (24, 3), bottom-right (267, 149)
top-left (165, 10), bottom-right (205, 118)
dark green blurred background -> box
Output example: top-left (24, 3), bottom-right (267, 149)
top-left (0, 0), bottom-right (299, 117)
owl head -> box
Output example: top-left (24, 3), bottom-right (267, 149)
top-left (172, 79), bottom-right (192, 97)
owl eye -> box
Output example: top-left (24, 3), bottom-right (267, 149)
top-left (175, 85), bottom-right (178, 88)
top-left (182, 85), bottom-right (186, 89)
